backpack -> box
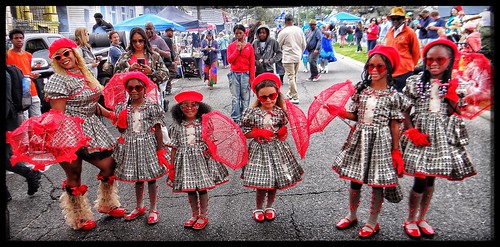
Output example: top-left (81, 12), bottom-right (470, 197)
top-left (6, 65), bottom-right (32, 112)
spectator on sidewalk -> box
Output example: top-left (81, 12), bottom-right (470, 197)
top-left (227, 24), bottom-right (255, 124)
top-left (277, 14), bottom-right (306, 105)
top-left (385, 6), bottom-right (420, 92)
top-left (305, 19), bottom-right (322, 82)
top-left (92, 13), bottom-right (114, 33)
top-left (5, 70), bottom-right (42, 201)
top-left (366, 17), bottom-right (379, 53)
top-left (6, 28), bottom-right (42, 121)
top-left (416, 9), bottom-right (431, 49)
top-left (162, 27), bottom-right (179, 96)
top-left (426, 10), bottom-right (446, 43)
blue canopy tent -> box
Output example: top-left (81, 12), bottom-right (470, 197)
top-left (156, 6), bottom-right (207, 30)
top-left (330, 12), bottom-right (361, 23)
top-left (114, 14), bottom-right (186, 32)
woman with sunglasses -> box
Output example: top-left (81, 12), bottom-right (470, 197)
top-left (240, 72), bottom-right (304, 223)
top-left (330, 45), bottom-right (408, 238)
top-left (112, 72), bottom-right (169, 225)
top-left (166, 90), bottom-right (229, 230)
top-left (114, 27), bottom-right (169, 86)
top-left (401, 39), bottom-right (476, 239)
top-left (44, 37), bottom-right (126, 231)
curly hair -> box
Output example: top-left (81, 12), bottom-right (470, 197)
top-left (171, 102), bottom-right (212, 124)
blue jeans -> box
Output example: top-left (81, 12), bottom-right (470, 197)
top-left (367, 39), bottom-right (377, 52)
top-left (220, 49), bottom-right (228, 66)
top-left (228, 71), bottom-right (250, 123)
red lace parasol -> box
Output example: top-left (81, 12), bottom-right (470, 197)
top-left (454, 52), bottom-right (493, 119)
top-left (307, 80), bottom-right (355, 135)
top-left (284, 99), bottom-right (310, 159)
top-left (103, 72), bottom-right (159, 110)
top-left (201, 111), bottom-right (248, 170)
top-left (6, 109), bottom-right (91, 171)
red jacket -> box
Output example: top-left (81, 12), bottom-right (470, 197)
top-left (366, 24), bottom-right (379, 41)
top-left (227, 41), bottom-right (255, 83)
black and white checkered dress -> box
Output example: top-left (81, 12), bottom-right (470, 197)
top-left (332, 86), bottom-right (409, 187)
top-left (401, 76), bottom-right (476, 180)
top-left (113, 101), bottom-right (168, 182)
top-left (240, 106), bottom-right (304, 190)
top-left (44, 73), bottom-right (115, 153)
top-left (166, 119), bottom-right (229, 192)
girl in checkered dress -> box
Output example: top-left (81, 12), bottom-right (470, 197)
top-left (166, 90), bottom-right (229, 230)
top-left (112, 72), bottom-right (169, 225)
top-left (240, 72), bottom-right (304, 223)
top-left (330, 45), bottom-right (408, 238)
top-left (401, 39), bottom-right (476, 239)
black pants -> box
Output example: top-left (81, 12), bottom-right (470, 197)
top-left (393, 71), bottom-right (414, 92)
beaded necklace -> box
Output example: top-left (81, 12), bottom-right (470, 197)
top-left (416, 79), bottom-right (448, 101)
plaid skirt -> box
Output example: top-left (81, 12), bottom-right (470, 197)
top-left (241, 139), bottom-right (303, 190)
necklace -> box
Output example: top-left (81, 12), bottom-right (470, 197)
top-left (416, 79), bottom-right (448, 101)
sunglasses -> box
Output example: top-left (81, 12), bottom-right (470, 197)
top-left (180, 103), bottom-right (199, 110)
top-left (126, 85), bottom-right (145, 92)
top-left (132, 39), bottom-right (145, 44)
top-left (424, 57), bottom-right (448, 66)
top-left (53, 49), bottom-right (72, 61)
top-left (368, 64), bottom-right (387, 73)
top-left (258, 93), bottom-right (278, 102)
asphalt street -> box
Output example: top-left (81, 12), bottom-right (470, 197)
top-left (4, 54), bottom-right (494, 243)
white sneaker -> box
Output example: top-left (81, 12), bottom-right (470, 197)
top-left (303, 69), bottom-right (308, 73)
top-left (286, 92), bottom-right (292, 99)
top-left (289, 98), bottom-right (299, 104)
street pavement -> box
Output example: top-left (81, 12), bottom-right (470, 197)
top-left (4, 54), bottom-right (494, 243)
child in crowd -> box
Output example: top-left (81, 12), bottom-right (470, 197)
top-left (240, 72), bottom-right (304, 222)
top-left (167, 91), bottom-right (229, 230)
top-left (112, 72), bottom-right (169, 225)
top-left (330, 45), bottom-right (408, 238)
top-left (401, 39), bottom-right (477, 239)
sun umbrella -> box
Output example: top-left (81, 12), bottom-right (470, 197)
top-left (307, 80), bottom-right (355, 135)
top-left (6, 109), bottom-right (91, 171)
top-left (201, 111), bottom-right (248, 170)
top-left (102, 72), bottom-right (159, 110)
top-left (455, 52), bottom-right (492, 119)
top-left (284, 99), bottom-right (310, 159)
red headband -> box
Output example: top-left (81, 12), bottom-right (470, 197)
top-left (251, 72), bottom-right (281, 94)
top-left (174, 90), bottom-right (204, 103)
top-left (49, 37), bottom-right (78, 58)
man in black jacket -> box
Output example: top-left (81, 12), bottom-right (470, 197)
top-left (5, 71), bottom-right (42, 202)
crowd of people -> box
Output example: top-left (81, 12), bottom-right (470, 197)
top-left (5, 6), bottom-right (489, 239)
